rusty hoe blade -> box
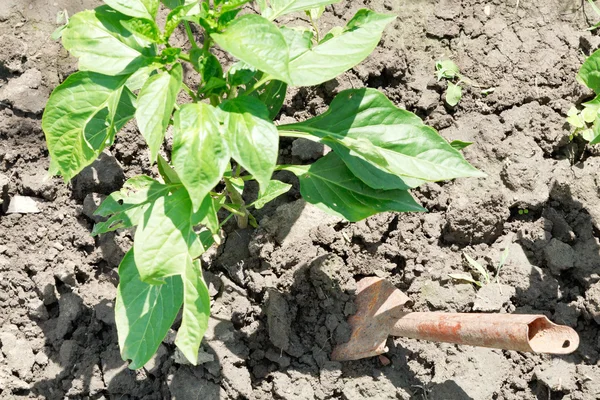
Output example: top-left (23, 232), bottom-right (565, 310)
top-left (331, 277), bottom-right (580, 362)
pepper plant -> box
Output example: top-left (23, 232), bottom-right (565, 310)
top-left (567, 46), bottom-right (600, 144)
top-left (42, 0), bottom-right (484, 369)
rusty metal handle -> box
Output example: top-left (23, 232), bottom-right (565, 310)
top-left (391, 312), bottom-right (579, 354)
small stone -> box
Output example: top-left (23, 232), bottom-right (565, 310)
top-left (54, 261), bottom-right (77, 287)
top-left (417, 89), bottom-right (440, 111)
top-left (292, 138), bottom-right (324, 161)
top-left (543, 238), bottom-right (575, 275)
top-left (82, 193), bottom-right (107, 223)
top-left (378, 354), bottom-right (391, 366)
top-left (265, 347), bottom-right (291, 368)
top-left (6, 195), bottom-right (40, 214)
top-left (28, 297), bottom-right (49, 320)
top-left (34, 350), bottom-right (49, 366)
top-left (21, 170), bottom-right (57, 200)
top-left (0, 332), bottom-right (35, 378)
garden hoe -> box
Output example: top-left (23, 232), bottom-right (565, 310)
top-left (331, 277), bottom-right (579, 361)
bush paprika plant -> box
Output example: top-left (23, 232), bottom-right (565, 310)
top-left (42, 0), bottom-right (484, 368)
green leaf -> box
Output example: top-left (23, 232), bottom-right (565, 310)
top-left (174, 259), bottom-right (211, 364)
top-left (125, 65), bottom-right (156, 91)
top-left (191, 49), bottom-right (225, 96)
top-left (164, 2), bottom-right (202, 39)
top-left (220, 97), bottom-right (279, 195)
top-left (245, 74), bottom-right (287, 119)
top-left (280, 88), bottom-right (485, 182)
top-left (92, 175), bottom-right (172, 235)
top-left (287, 10), bottom-right (395, 86)
top-left (136, 63), bottom-right (183, 163)
top-left (121, 18), bottom-right (163, 43)
top-left (218, 0), bottom-right (253, 12)
top-left (192, 195), bottom-right (221, 234)
top-left (103, 0), bottom-right (159, 19)
top-left (448, 273), bottom-right (481, 287)
top-left (445, 82), bottom-right (462, 106)
top-left (227, 62), bottom-right (257, 86)
top-left (172, 103), bottom-right (230, 211)
top-left (157, 154), bottom-right (181, 184)
top-left (590, 118), bottom-right (600, 145)
top-left (331, 146), bottom-right (425, 190)
top-left (449, 140), bottom-right (473, 151)
top-left (285, 152), bottom-right (425, 221)
top-left (115, 249), bottom-right (183, 370)
top-left (262, 0), bottom-right (341, 19)
top-left (578, 48), bottom-right (600, 93)
top-left (307, 6), bottom-right (326, 20)
top-left (435, 59), bottom-right (460, 80)
top-left (42, 71), bottom-right (135, 181)
top-left (464, 254), bottom-right (490, 284)
top-left (62, 6), bottom-right (157, 76)
top-left (566, 106), bottom-right (585, 129)
top-left (161, 0), bottom-right (200, 10)
top-left (251, 180), bottom-right (292, 209)
top-left (211, 14), bottom-right (292, 83)
top-left (280, 26), bottom-right (313, 60)
top-left (133, 188), bottom-right (200, 284)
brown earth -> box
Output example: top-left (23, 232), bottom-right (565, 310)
top-left (1, 0), bottom-right (600, 399)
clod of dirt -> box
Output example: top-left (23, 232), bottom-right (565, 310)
top-left (72, 152), bottom-right (125, 200)
top-left (0, 34), bottom-right (27, 73)
top-left (472, 283), bottom-right (515, 312)
top-left (21, 169), bottom-right (57, 201)
top-left (443, 189), bottom-right (508, 245)
top-left (82, 193), bottom-right (107, 223)
top-left (543, 238), bottom-right (575, 276)
top-left (266, 289), bottom-right (291, 351)
top-left (168, 368), bottom-right (224, 399)
top-left (6, 195), bottom-right (40, 214)
top-left (0, 330), bottom-right (35, 380)
top-left (419, 280), bottom-right (476, 311)
top-left (534, 359), bottom-right (577, 393)
top-left (291, 138), bottom-right (324, 161)
top-left (0, 172), bottom-right (9, 210)
top-left (577, 365), bottom-right (600, 397)
top-left (0, 68), bottom-right (49, 114)
top-left (585, 281), bottom-right (600, 324)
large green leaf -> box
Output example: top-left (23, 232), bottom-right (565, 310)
top-left (220, 97), bottom-right (278, 194)
top-left (211, 14), bottom-right (291, 83)
top-left (103, 0), bottom-right (159, 19)
top-left (172, 103), bottom-right (230, 211)
top-left (133, 188), bottom-right (200, 284)
top-left (260, 0), bottom-right (342, 19)
top-left (285, 152), bottom-right (425, 221)
top-left (92, 176), bottom-right (172, 235)
top-left (280, 26), bottom-right (313, 60)
top-left (136, 63), bottom-right (183, 163)
top-left (280, 88), bottom-right (485, 182)
top-left (115, 249), bottom-right (183, 370)
top-left (174, 259), bottom-right (211, 364)
top-left (62, 6), bottom-right (157, 76)
top-left (287, 10), bottom-right (395, 86)
top-left (42, 71), bottom-right (135, 181)
top-left (578, 48), bottom-right (600, 93)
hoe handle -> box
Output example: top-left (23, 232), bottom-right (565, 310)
top-left (391, 312), bottom-right (579, 354)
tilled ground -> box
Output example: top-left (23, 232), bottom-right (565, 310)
top-left (1, 0), bottom-right (599, 399)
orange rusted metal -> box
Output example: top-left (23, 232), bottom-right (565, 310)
top-left (331, 277), bottom-right (580, 362)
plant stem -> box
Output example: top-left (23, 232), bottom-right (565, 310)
top-left (309, 13), bottom-right (320, 42)
top-left (278, 129), bottom-right (322, 142)
top-left (178, 52), bottom-right (191, 62)
top-left (185, 21), bottom-right (199, 49)
top-left (181, 82), bottom-right (198, 101)
top-left (225, 178), bottom-right (248, 229)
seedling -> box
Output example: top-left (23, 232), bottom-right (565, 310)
top-left (42, 0), bottom-right (483, 369)
top-left (518, 208), bottom-right (529, 215)
top-left (435, 59), bottom-right (493, 106)
top-left (586, 0), bottom-right (600, 31)
top-left (449, 246), bottom-right (509, 287)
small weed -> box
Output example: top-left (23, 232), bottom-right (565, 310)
top-left (434, 59), bottom-right (493, 106)
top-left (449, 246), bottom-right (510, 287)
top-left (518, 208), bottom-right (529, 215)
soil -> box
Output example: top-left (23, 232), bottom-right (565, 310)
top-left (1, 0), bottom-right (600, 399)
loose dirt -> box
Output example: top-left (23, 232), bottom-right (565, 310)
top-left (1, 0), bottom-right (599, 399)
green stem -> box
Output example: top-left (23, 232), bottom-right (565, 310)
top-left (185, 21), bottom-right (198, 49)
top-left (244, 75), bottom-right (272, 96)
top-left (225, 178), bottom-right (248, 229)
top-left (202, 35), bottom-right (212, 52)
top-left (182, 82), bottom-right (199, 101)
top-left (221, 203), bottom-right (247, 217)
top-left (309, 13), bottom-right (320, 42)
top-left (178, 52), bottom-right (191, 62)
